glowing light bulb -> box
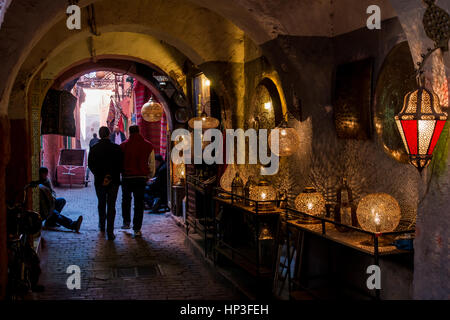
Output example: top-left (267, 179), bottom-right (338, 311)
top-left (307, 202), bottom-right (313, 210)
top-left (374, 212), bottom-right (381, 225)
top-left (205, 79), bottom-right (211, 86)
top-left (261, 192), bottom-right (267, 200)
top-left (264, 102), bottom-right (272, 110)
top-left (281, 129), bottom-right (287, 136)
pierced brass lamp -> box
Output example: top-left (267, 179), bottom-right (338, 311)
top-left (294, 187), bottom-right (325, 223)
top-left (141, 97), bottom-right (164, 122)
top-left (188, 111), bottom-right (220, 130)
top-left (269, 118), bottom-right (300, 157)
top-left (356, 193), bottom-right (401, 233)
top-left (249, 179), bottom-right (277, 211)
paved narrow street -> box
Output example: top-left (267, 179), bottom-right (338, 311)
top-left (27, 178), bottom-right (241, 300)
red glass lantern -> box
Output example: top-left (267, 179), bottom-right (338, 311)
top-left (395, 87), bottom-right (447, 172)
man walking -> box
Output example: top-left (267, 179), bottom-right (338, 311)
top-left (89, 133), bottom-right (99, 148)
top-left (120, 125), bottom-right (155, 238)
top-left (88, 126), bottom-right (123, 240)
top-left (111, 126), bottom-right (126, 145)
top-left (86, 133), bottom-right (100, 181)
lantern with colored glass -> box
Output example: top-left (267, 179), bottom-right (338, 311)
top-left (294, 187), bottom-right (325, 223)
top-left (249, 179), bottom-right (277, 211)
top-left (395, 87), bottom-right (447, 172)
top-left (356, 193), bottom-right (401, 234)
top-left (141, 97), bottom-right (164, 122)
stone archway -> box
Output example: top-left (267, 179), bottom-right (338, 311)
top-left (25, 57), bottom-right (189, 211)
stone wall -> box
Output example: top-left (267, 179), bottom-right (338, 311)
top-left (253, 18), bottom-right (419, 298)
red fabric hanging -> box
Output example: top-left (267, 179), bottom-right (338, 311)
top-left (133, 80), bottom-right (164, 156)
top-left (118, 115), bottom-right (124, 132)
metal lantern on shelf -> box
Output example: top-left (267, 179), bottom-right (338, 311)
top-left (231, 172), bottom-right (244, 203)
top-left (294, 187), bottom-right (326, 221)
top-left (395, 86), bottom-right (447, 172)
top-left (249, 179), bottom-right (277, 211)
top-left (174, 163), bottom-right (186, 185)
top-left (356, 193), bottom-right (401, 233)
top-left (268, 118), bottom-right (300, 157)
top-left (141, 97), bottom-right (164, 122)
top-left (244, 175), bottom-right (257, 206)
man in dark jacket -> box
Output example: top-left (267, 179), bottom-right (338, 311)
top-left (89, 133), bottom-right (99, 148)
top-left (120, 125), bottom-right (154, 238)
top-left (110, 126), bottom-right (126, 145)
top-left (88, 126), bottom-right (123, 240)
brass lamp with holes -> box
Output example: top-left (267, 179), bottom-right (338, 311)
top-left (294, 187), bottom-right (326, 224)
top-left (249, 179), bottom-right (277, 211)
top-left (141, 97), bottom-right (164, 122)
top-left (356, 193), bottom-right (401, 246)
top-left (269, 117), bottom-right (300, 157)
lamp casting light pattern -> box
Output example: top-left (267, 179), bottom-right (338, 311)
top-left (356, 193), bottom-right (401, 233)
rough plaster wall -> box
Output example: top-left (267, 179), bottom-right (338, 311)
top-left (259, 19), bottom-right (421, 218)
top-left (256, 19), bottom-right (419, 297)
top-left (389, 0), bottom-right (450, 300)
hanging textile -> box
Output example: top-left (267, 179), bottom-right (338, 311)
top-left (106, 98), bottom-right (116, 133)
top-left (41, 89), bottom-right (77, 137)
top-left (159, 111), bottom-right (167, 160)
top-left (118, 115), bottom-right (124, 132)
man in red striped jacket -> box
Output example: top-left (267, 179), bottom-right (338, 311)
top-left (120, 125), bottom-right (155, 237)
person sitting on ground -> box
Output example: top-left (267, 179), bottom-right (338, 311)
top-left (144, 154), bottom-right (167, 213)
top-left (37, 167), bottom-right (83, 232)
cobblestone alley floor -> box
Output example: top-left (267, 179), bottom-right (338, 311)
top-left (27, 177), bottom-right (241, 300)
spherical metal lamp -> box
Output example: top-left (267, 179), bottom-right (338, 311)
top-left (295, 187), bottom-right (326, 219)
top-left (395, 87), bottom-right (447, 172)
top-left (269, 119), bottom-right (301, 157)
top-left (356, 193), bottom-right (401, 233)
top-left (188, 111), bottom-right (220, 130)
top-left (249, 179), bottom-right (277, 211)
top-left (141, 97), bottom-right (164, 122)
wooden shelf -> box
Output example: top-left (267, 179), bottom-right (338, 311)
top-left (215, 244), bottom-right (273, 278)
top-left (287, 220), bottom-right (411, 256)
top-left (214, 196), bottom-right (283, 216)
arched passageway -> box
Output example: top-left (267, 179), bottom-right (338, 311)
top-left (0, 0), bottom-right (449, 301)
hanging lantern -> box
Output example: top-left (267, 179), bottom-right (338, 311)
top-left (295, 187), bottom-right (325, 221)
top-left (395, 87), bottom-right (448, 172)
top-left (141, 97), bottom-right (164, 122)
top-left (249, 179), bottom-right (277, 211)
top-left (356, 193), bottom-right (401, 233)
top-left (96, 71), bottom-right (106, 79)
top-left (268, 119), bottom-right (300, 157)
top-left (188, 111), bottom-right (219, 130)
